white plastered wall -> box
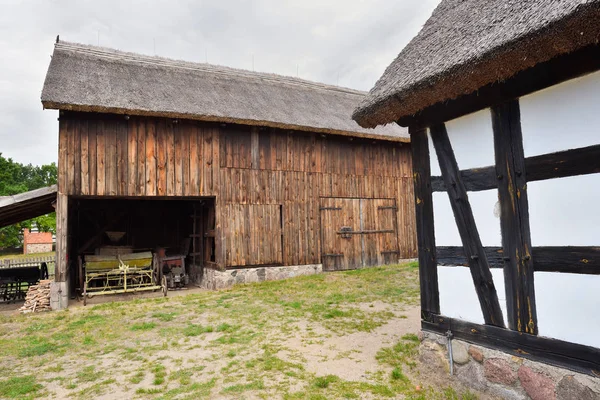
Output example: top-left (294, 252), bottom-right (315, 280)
top-left (431, 70), bottom-right (600, 348)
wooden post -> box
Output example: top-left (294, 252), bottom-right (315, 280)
top-left (55, 193), bottom-right (68, 282)
top-left (409, 125), bottom-right (440, 319)
top-left (430, 123), bottom-right (505, 327)
top-left (492, 100), bottom-right (537, 334)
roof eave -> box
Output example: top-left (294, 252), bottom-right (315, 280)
top-left (44, 101), bottom-right (410, 143)
top-left (353, 2), bottom-right (600, 129)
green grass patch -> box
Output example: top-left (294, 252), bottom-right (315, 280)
top-left (313, 375), bottom-right (339, 389)
top-left (18, 336), bottom-right (55, 358)
top-left (183, 324), bottom-right (214, 336)
top-left (222, 380), bottom-right (264, 393)
top-left (0, 376), bottom-right (43, 398)
top-left (130, 322), bottom-right (157, 331)
top-left (152, 312), bottom-right (177, 322)
top-left (216, 323), bottom-right (233, 332)
top-left (151, 363), bottom-right (167, 385)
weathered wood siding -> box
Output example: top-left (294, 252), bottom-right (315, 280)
top-left (59, 113), bottom-right (416, 268)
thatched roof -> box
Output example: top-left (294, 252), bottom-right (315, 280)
top-left (41, 42), bottom-right (408, 142)
top-left (353, 0), bottom-right (600, 128)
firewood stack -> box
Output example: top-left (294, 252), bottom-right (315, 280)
top-left (19, 280), bottom-right (52, 313)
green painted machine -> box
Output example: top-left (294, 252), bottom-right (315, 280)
top-left (81, 251), bottom-right (166, 305)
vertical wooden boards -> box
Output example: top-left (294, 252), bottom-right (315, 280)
top-left (145, 119), bottom-right (157, 196)
top-left (174, 122), bottom-right (183, 196)
top-left (251, 127), bottom-right (259, 169)
top-left (156, 120), bottom-right (167, 196)
top-left (66, 119), bottom-right (76, 195)
top-left (126, 118), bottom-right (137, 196)
top-left (166, 120), bottom-right (175, 196)
top-left (492, 100), bottom-right (537, 335)
top-left (410, 125), bottom-right (440, 318)
top-left (116, 120), bottom-right (128, 196)
top-left (96, 120), bottom-right (106, 196)
top-left (181, 122), bottom-right (190, 195)
top-left (57, 115), bottom-right (418, 272)
top-left (319, 198), bottom-right (400, 270)
top-left (374, 199), bottom-right (400, 265)
top-left (72, 121), bottom-right (82, 195)
top-left (224, 204), bottom-right (282, 266)
top-left (361, 198), bottom-right (377, 267)
top-left (105, 120), bottom-right (118, 195)
top-left (189, 124), bottom-right (200, 194)
top-left (88, 120), bottom-right (97, 195)
top-left (58, 119), bottom-right (68, 193)
top-left (319, 198), bottom-right (363, 270)
top-left (136, 119), bottom-right (146, 196)
top-left (319, 198), bottom-right (343, 271)
top-left (430, 123), bottom-right (504, 327)
top-left (80, 120), bottom-right (89, 195)
top-left (55, 193), bottom-right (68, 282)
top-left (211, 126), bottom-right (220, 195)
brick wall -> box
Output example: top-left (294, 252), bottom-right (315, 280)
top-left (23, 229), bottom-right (53, 254)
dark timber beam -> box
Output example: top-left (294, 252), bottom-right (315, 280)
top-left (430, 123), bottom-right (505, 327)
top-left (492, 100), bottom-right (537, 335)
top-left (431, 143), bottom-right (600, 192)
top-left (437, 246), bottom-right (600, 275)
top-left (409, 125), bottom-right (440, 319)
top-left (422, 314), bottom-right (600, 377)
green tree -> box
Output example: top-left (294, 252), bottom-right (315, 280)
top-left (0, 153), bottom-right (57, 249)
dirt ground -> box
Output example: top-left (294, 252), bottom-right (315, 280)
top-left (0, 263), bottom-right (487, 399)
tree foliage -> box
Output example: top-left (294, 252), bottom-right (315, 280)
top-left (0, 153), bottom-right (57, 249)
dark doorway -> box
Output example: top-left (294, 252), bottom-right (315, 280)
top-left (68, 197), bottom-right (215, 296)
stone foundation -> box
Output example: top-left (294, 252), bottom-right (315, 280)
top-left (50, 280), bottom-right (69, 310)
top-left (419, 331), bottom-right (600, 400)
top-left (199, 264), bottom-right (322, 290)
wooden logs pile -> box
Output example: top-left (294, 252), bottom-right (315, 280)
top-left (19, 280), bottom-right (52, 313)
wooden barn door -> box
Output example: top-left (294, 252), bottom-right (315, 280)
top-left (320, 198), bottom-right (400, 271)
top-left (320, 198), bottom-right (362, 271)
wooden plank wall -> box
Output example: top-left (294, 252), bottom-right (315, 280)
top-left (223, 204), bottom-right (283, 266)
top-left (59, 113), bottom-right (416, 268)
top-left (59, 117), bottom-right (219, 198)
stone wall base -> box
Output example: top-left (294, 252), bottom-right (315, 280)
top-left (50, 280), bottom-right (69, 310)
top-left (199, 264), bottom-right (322, 290)
top-left (419, 331), bottom-right (600, 400)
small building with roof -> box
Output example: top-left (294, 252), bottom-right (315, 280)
top-left (23, 228), bottom-right (53, 254)
top-left (354, 0), bottom-right (600, 395)
top-left (41, 41), bottom-right (417, 308)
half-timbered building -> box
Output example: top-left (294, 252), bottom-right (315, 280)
top-left (41, 41), bottom-right (417, 308)
top-left (353, 0), bottom-right (600, 394)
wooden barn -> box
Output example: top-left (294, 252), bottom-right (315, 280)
top-left (41, 41), bottom-right (417, 308)
top-left (353, 0), bottom-right (600, 395)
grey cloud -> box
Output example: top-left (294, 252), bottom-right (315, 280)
top-left (0, 0), bottom-right (439, 165)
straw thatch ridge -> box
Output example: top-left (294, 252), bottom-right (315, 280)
top-left (42, 42), bottom-right (408, 142)
top-left (353, 0), bottom-right (600, 128)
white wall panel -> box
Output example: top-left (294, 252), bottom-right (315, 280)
top-left (430, 71), bottom-right (600, 347)
top-left (520, 70), bottom-right (600, 157)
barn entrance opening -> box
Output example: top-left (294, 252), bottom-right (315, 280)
top-left (69, 197), bottom-right (215, 303)
top-left (319, 197), bottom-right (400, 271)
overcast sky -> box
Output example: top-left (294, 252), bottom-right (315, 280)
top-left (0, 0), bottom-right (439, 166)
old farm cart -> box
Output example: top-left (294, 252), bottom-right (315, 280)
top-left (320, 198), bottom-right (400, 270)
top-left (80, 252), bottom-right (166, 305)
